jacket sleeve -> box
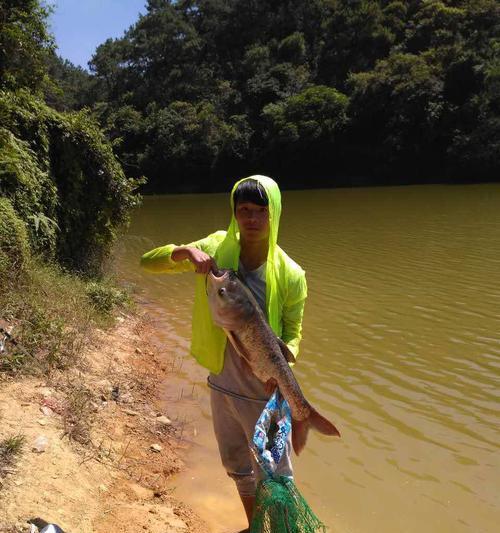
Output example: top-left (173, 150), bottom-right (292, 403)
top-left (281, 271), bottom-right (307, 361)
top-left (140, 230), bottom-right (226, 274)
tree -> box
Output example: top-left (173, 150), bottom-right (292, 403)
top-left (140, 100), bottom-right (252, 192)
top-left (261, 85), bottom-right (349, 181)
top-left (348, 53), bottom-right (445, 179)
top-left (0, 0), bottom-right (54, 91)
top-left (44, 53), bottom-right (94, 111)
top-left (64, 0), bottom-right (500, 188)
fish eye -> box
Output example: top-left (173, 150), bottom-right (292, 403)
top-left (218, 288), bottom-right (226, 297)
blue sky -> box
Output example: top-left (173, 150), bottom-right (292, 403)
top-left (48, 0), bottom-right (147, 70)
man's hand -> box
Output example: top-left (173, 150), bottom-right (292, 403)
top-left (172, 246), bottom-right (217, 274)
top-left (264, 378), bottom-right (278, 395)
top-left (188, 248), bottom-right (217, 274)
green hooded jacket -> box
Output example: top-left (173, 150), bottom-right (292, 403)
top-left (140, 175), bottom-right (307, 374)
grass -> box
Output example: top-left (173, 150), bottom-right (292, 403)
top-left (0, 435), bottom-right (25, 457)
top-left (0, 256), bottom-right (134, 457)
top-left (0, 435), bottom-right (25, 482)
top-left (63, 382), bottom-right (96, 445)
top-left (0, 257), bottom-right (132, 376)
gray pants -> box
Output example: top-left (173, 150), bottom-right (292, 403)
top-left (210, 386), bottom-right (293, 497)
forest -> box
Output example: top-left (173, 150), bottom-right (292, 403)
top-left (2, 0), bottom-right (500, 195)
top-left (59, 0), bottom-right (500, 192)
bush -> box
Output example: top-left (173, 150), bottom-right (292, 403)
top-left (0, 197), bottom-right (30, 281)
top-left (0, 90), bottom-right (142, 276)
top-left (0, 259), bottom-right (130, 375)
top-left (85, 281), bottom-right (130, 313)
top-left (0, 127), bottom-right (58, 255)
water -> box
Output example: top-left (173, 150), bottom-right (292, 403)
top-left (114, 184), bottom-right (500, 533)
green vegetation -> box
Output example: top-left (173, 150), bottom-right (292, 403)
top-left (0, 90), bottom-right (142, 275)
top-left (46, 0), bottom-right (499, 190)
top-left (0, 0), bottom-right (53, 92)
top-left (1, 2), bottom-right (140, 377)
top-left (0, 435), bottom-right (25, 482)
top-left (0, 258), bottom-right (131, 375)
top-left (85, 280), bottom-right (131, 313)
top-left (0, 197), bottom-right (30, 279)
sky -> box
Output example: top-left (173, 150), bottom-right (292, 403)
top-left (48, 0), bottom-right (147, 70)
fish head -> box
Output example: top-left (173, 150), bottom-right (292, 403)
top-left (207, 269), bottom-right (256, 329)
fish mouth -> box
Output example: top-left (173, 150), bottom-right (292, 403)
top-left (208, 268), bottom-right (229, 281)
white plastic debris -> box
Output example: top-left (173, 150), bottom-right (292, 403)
top-left (156, 415), bottom-right (172, 426)
top-left (32, 436), bottom-right (49, 453)
top-left (40, 525), bottom-right (65, 533)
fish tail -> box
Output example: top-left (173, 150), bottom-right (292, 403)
top-left (309, 406), bottom-right (341, 438)
top-left (291, 408), bottom-right (340, 455)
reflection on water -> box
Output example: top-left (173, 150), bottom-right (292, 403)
top-left (114, 184), bottom-right (500, 533)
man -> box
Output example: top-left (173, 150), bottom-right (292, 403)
top-left (141, 175), bottom-right (307, 531)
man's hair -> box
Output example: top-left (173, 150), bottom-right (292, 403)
top-left (233, 179), bottom-right (268, 208)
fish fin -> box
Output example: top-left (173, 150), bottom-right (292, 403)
top-left (277, 337), bottom-right (296, 364)
top-left (292, 418), bottom-right (309, 456)
top-left (309, 406), bottom-right (341, 437)
top-left (226, 330), bottom-right (253, 364)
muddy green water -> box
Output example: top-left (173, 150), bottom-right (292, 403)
top-left (114, 184), bottom-right (500, 533)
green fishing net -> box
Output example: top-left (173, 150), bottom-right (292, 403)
top-left (250, 475), bottom-right (326, 533)
top-left (250, 390), bottom-right (327, 533)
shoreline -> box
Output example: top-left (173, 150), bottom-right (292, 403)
top-left (0, 304), bottom-right (210, 533)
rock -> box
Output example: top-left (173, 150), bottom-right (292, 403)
top-left (37, 419), bottom-right (47, 426)
top-left (97, 379), bottom-right (112, 392)
top-left (38, 387), bottom-right (53, 397)
top-left (130, 482), bottom-right (154, 500)
top-left (111, 385), bottom-right (120, 400)
top-left (32, 436), bottom-right (49, 453)
top-left (150, 444), bottom-right (162, 453)
top-left (40, 406), bottom-right (54, 416)
top-left (119, 392), bottom-right (133, 403)
top-left (156, 415), bottom-right (172, 426)
top-left (41, 397), bottom-right (65, 415)
top-left (123, 409), bottom-right (139, 416)
top-left (135, 347), bottom-right (142, 354)
top-left (99, 484), bottom-right (108, 492)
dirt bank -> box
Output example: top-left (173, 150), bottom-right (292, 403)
top-left (0, 310), bottom-right (210, 533)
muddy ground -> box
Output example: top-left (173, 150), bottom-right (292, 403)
top-left (0, 311), bottom-right (210, 533)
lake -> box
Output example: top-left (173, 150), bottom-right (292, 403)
top-left (114, 184), bottom-right (500, 533)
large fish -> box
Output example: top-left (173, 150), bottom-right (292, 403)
top-left (207, 269), bottom-right (340, 455)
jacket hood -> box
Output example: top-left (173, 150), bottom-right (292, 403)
top-left (227, 175), bottom-right (282, 256)
top-left (213, 175), bottom-right (283, 334)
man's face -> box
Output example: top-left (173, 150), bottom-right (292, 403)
top-left (234, 201), bottom-right (270, 243)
